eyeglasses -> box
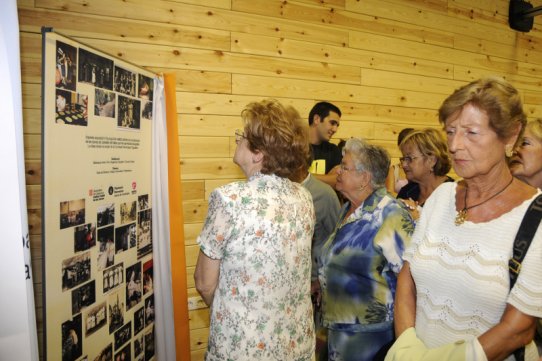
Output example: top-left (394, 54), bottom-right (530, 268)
top-left (235, 129), bottom-right (246, 143)
top-left (399, 155), bottom-right (422, 164)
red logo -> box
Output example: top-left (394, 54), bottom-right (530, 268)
top-left (132, 181), bottom-right (137, 190)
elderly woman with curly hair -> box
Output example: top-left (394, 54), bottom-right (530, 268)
top-left (316, 138), bottom-right (415, 361)
top-left (195, 99), bottom-right (316, 361)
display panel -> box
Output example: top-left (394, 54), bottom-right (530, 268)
top-left (42, 30), bottom-right (155, 361)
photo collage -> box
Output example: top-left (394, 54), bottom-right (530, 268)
top-left (60, 194), bottom-right (154, 361)
top-left (54, 40), bottom-right (154, 129)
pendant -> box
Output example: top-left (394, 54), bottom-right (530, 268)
top-left (455, 209), bottom-right (467, 226)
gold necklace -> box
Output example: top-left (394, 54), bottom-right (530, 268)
top-left (454, 177), bottom-right (514, 226)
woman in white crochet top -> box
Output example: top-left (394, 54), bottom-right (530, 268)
top-left (386, 77), bottom-right (542, 361)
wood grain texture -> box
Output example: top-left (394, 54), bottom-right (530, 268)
top-left (19, 1), bottom-right (542, 359)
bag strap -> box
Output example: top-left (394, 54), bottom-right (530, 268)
top-left (508, 194), bottom-right (542, 289)
top-left (510, 194), bottom-right (542, 361)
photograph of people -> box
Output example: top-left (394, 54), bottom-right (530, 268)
top-left (95, 89), bottom-right (116, 118)
top-left (138, 74), bottom-right (153, 101)
top-left (388, 77), bottom-right (542, 361)
top-left (55, 41), bottom-right (77, 91)
top-left (78, 48), bottom-right (113, 90)
top-left (61, 315), bottom-right (82, 361)
top-left (315, 138), bottom-right (414, 361)
top-left (194, 99), bottom-right (316, 360)
top-left (125, 262), bottom-right (142, 310)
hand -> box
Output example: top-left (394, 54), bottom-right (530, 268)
top-left (401, 198), bottom-right (420, 220)
top-left (311, 280), bottom-right (322, 308)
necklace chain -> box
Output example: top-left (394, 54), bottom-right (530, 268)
top-left (454, 177), bottom-right (514, 226)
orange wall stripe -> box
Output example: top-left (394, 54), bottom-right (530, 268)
top-left (164, 73), bottom-right (191, 361)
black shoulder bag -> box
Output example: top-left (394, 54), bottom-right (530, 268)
top-left (510, 194), bottom-right (542, 361)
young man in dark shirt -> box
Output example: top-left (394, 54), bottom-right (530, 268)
top-left (308, 101), bottom-right (342, 188)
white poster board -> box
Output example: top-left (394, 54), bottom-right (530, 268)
top-left (42, 30), bottom-right (156, 361)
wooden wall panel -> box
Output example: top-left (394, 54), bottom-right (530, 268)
top-left (18, 1), bottom-right (542, 360)
top-left (231, 32), bottom-right (454, 78)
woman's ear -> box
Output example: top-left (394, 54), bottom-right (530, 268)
top-left (252, 151), bottom-right (263, 164)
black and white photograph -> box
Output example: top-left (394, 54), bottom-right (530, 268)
top-left (125, 262), bottom-right (142, 310)
top-left (144, 325), bottom-right (154, 361)
top-left (144, 294), bottom-right (154, 327)
top-left (108, 289), bottom-right (125, 334)
top-left (134, 333), bottom-right (144, 358)
top-left (137, 209), bottom-right (152, 259)
top-left (118, 95), bottom-right (141, 130)
top-left (133, 306), bottom-right (144, 336)
top-left (114, 66), bottom-right (136, 96)
top-left (97, 203), bottom-right (115, 228)
top-left (78, 48), bottom-right (113, 90)
top-left (55, 41), bottom-right (77, 91)
top-left (137, 194), bottom-right (149, 211)
top-left (120, 200), bottom-right (137, 225)
top-left (60, 198), bottom-right (85, 229)
top-left (137, 74), bottom-right (153, 101)
top-left (115, 344), bottom-right (131, 361)
top-left (61, 314), bottom-right (83, 361)
top-left (93, 343), bottom-right (112, 361)
top-left (71, 280), bottom-right (96, 315)
top-left (103, 262), bottom-right (124, 294)
top-left (141, 100), bottom-right (152, 121)
top-left (95, 88), bottom-right (116, 118)
top-left (74, 223), bottom-right (96, 252)
top-left (142, 260), bottom-right (153, 296)
top-left (97, 225), bottom-right (115, 270)
top-left (114, 322), bottom-right (132, 351)
top-left (115, 223), bottom-right (136, 254)
top-left (84, 301), bottom-right (107, 337)
top-left (62, 251), bottom-right (91, 291)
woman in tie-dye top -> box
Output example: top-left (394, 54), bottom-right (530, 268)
top-left (317, 138), bottom-right (414, 361)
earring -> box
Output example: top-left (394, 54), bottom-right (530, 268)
top-left (505, 144), bottom-right (514, 158)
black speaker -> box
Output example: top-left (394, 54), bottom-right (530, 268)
top-left (509, 0), bottom-right (534, 32)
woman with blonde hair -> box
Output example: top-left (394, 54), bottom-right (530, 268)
top-left (397, 128), bottom-right (453, 219)
top-left (510, 118), bottom-right (542, 189)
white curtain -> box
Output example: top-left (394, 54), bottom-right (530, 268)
top-left (0, 1), bottom-right (39, 360)
top-left (151, 75), bottom-right (177, 361)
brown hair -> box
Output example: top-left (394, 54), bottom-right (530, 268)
top-left (438, 76), bottom-right (526, 143)
top-left (242, 99), bottom-right (310, 179)
top-left (400, 128), bottom-right (451, 176)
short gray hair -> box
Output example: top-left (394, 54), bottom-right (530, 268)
top-left (343, 138), bottom-right (390, 188)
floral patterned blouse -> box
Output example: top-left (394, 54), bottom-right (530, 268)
top-left (319, 187), bottom-right (414, 332)
top-left (198, 172), bottom-right (316, 361)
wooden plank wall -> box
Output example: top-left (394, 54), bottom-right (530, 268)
top-left (17, 0), bottom-right (542, 360)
